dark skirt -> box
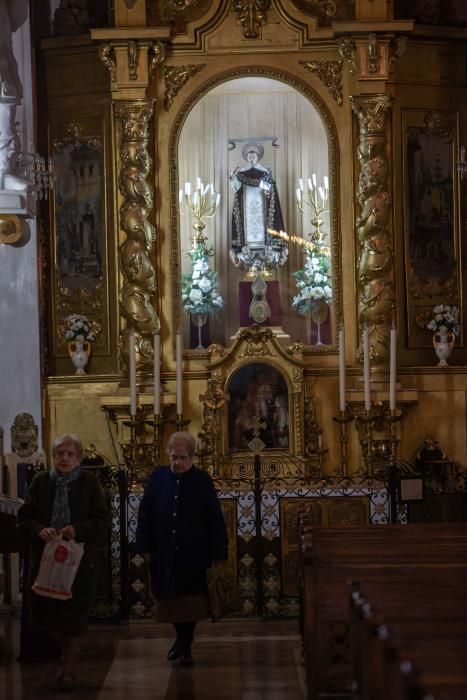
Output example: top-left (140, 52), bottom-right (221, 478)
top-left (156, 594), bottom-right (210, 623)
top-left (27, 591), bottom-right (90, 637)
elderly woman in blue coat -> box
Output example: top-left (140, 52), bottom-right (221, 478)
top-left (135, 431), bottom-right (228, 665)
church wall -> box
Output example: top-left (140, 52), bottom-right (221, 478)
top-left (0, 13), bottom-right (41, 454)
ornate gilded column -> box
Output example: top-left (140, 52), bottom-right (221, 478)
top-left (115, 100), bottom-right (159, 371)
top-left (350, 94), bottom-right (394, 367)
top-left (91, 17), bottom-right (169, 375)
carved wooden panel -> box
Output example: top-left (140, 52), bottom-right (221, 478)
top-left (280, 496), bottom-right (369, 596)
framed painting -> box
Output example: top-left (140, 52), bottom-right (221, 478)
top-left (402, 109), bottom-right (462, 348)
top-left (227, 362), bottom-right (289, 452)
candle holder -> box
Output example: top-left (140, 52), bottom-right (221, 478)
top-left (296, 174), bottom-right (329, 245)
top-left (332, 408), bottom-right (354, 477)
top-left (170, 413), bottom-right (191, 432)
top-left (388, 409), bottom-right (402, 464)
top-left (179, 178), bottom-right (220, 245)
top-left (102, 403), bottom-right (171, 487)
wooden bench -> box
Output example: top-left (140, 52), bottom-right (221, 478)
top-left (298, 520), bottom-right (467, 699)
top-left (350, 589), bottom-right (467, 700)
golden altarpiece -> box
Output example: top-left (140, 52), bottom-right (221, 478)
top-left (34, 1), bottom-right (467, 619)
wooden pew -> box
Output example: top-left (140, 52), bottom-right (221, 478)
top-left (350, 589), bottom-right (467, 700)
top-left (298, 520), bottom-right (467, 699)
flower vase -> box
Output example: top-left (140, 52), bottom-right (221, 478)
top-left (433, 331), bottom-right (454, 366)
top-left (68, 339), bottom-right (91, 375)
top-left (310, 300), bottom-right (329, 346)
top-left (191, 312), bottom-right (208, 349)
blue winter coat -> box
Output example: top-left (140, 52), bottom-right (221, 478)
top-left (135, 465), bottom-right (228, 598)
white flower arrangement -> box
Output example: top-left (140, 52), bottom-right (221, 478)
top-left (63, 313), bottom-right (96, 341)
top-left (427, 304), bottom-right (460, 337)
top-left (181, 243), bottom-right (224, 315)
top-left (292, 249), bottom-right (332, 315)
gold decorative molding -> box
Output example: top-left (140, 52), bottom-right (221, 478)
top-left (99, 45), bottom-right (116, 85)
top-left (350, 94), bottom-right (394, 369)
top-left (300, 59), bottom-right (343, 106)
top-left (53, 120), bottom-right (102, 152)
top-left (0, 215), bottom-right (24, 246)
top-left (114, 100), bottom-right (159, 375)
top-left (337, 36), bottom-right (356, 73)
top-left (128, 40), bottom-right (139, 81)
top-left (198, 377), bottom-right (225, 474)
top-left (163, 64), bottom-right (206, 110)
top-left (232, 0), bottom-right (272, 39)
top-left (164, 0), bottom-right (203, 23)
top-left (149, 41), bottom-right (166, 79)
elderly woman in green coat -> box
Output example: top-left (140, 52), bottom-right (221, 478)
top-left (17, 433), bottom-right (109, 690)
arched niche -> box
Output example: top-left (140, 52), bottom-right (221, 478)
top-left (174, 71), bottom-right (340, 351)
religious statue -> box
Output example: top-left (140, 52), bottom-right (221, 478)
top-left (229, 141), bottom-right (287, 271)
top-left (0, 0), bottom-right (28, 191)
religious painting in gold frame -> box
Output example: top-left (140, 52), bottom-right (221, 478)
top-left (49, 119), bottom-right (110, 366)
top-left (402, 109), bottom-right (463, 350)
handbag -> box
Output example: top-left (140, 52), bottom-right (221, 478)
top-left (207, 566), bottom-right (242, 621)
top-left (32, 536), bottom-right (84, 600)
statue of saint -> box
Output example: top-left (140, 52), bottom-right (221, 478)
top-left (229, 141), bottom-right (287, 271)
top-left (0, 0), bottom-right (29, 191)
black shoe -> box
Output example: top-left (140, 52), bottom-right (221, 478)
top-left (167, 642), bottom-right (183, 661)
top-left (180, 648), bottom-right (193, 667)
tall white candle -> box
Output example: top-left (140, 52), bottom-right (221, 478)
top-left (129, 332), bottom-right (137, 417)
top-left (363, 326), bottom-right (371, 411)
top-left (153, 331), bottom-right (161, 415)
top-left (176, 332), bottom-right (183, 415)
top-left (389, 326), bottom-right (397, 411)
top-left (338, 326), bottom-right (346, 412)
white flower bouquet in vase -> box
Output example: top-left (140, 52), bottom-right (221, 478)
top-left (292, 249), bottom-right (332, 345)
top-left (62, 313), bottom-right (98, 375)
top-left (181, 243), bottom-right (223, 349)
top-left (426, 304), bottom-right (460, 366)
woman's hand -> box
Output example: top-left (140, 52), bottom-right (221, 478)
top-left (58, 525), bottom-right (76, 540)
top-left (38, 527), bottom-right (58, 542)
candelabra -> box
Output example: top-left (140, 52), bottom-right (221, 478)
top-left (179, 178), bottom-right (220, 244)
top-left (295, 174), bottom-right (329, 244)
top-left (332, 408), bottom-right (354, 477)
top-left (102, 404), bottom-right (170, 487)
top-left (17, 151), bottom-right (56, 200)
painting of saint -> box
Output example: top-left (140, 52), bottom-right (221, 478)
top-left (228, 363), bottom-right (289, 451)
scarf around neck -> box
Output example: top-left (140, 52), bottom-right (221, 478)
top-left (50, 466), bottom-right (82, 529)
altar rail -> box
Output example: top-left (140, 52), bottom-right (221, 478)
top-left (298, 519), bottom-right (467, 699)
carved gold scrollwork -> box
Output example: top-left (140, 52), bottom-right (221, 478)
top-left (149, 41), bottom-right (166, 80)
top-left (389, 36), bottom-right (407, 74)
top-left (367, 33), bottom-right (379, 74)
top-left (337, 36), bottom-right (356, 74)
top-left (350, 95), bottom-right (394, 368)
top-left (198, 377), bottom-right (225, 474)
top-left (163, 64), bottom-right (206, 110)
top-left (232, 0), bottom-right (271, 39)
top-left (128, 41), bottom-right (138, 81)
top-left (99, 44), bottom-right (116, 85)
top-left (300, 59), bottom-right (343, 106)
top-left (164, 0), bottom-right (201, 23)
top-left (114, 101), bottom-right (159, 374)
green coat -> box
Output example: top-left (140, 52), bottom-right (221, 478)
top-left (17, 469), bottom-right (110, 609)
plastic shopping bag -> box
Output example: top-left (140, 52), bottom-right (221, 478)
top-left (32, 537), bottom-right (84, 600)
